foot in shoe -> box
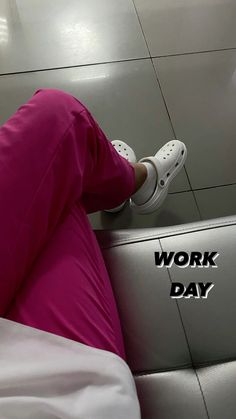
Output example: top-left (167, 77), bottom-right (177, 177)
top-left (131, 162), bottom-right (157, 205)
top-left (130, 140), bottom-right (187, 214)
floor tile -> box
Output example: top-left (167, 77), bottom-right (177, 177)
top-left (0, 0), bottom-right (148, 74)
top-left (89, 191), bottom-right (201, 230)
top-left (195, 184), bottom-right (236, 220)
top-left (154, 50), bottom-right (236, 189)
top-left (134, 0), bottom-right (236, 56)
top-left (0, 59), bottom-right (190, 194)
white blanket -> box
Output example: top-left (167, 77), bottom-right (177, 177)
top-left (0, 318), bottom-right (141, 418)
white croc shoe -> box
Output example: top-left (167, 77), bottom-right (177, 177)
top-left (104, 140), bottom-right (137, 213)
top-left (130, 140), bottom-right (187, 214)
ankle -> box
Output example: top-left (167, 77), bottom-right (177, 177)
top-left (131, 163), bottom-right (147, 193)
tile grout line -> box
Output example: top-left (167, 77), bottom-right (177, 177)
top-left (130, 0), bottom-right (151, 58)
top-left (1, 46), bottom-right (236, 78)
top-left (0, 56), bottom-right (150, 78)
top-left (170, 181), bottom-right (236, 194)
top-left (192, 191), bottom-right (203, 221)
top-left (131, 0), bottom-right (179, 142)
top-left (154, 45), bottom-right (236, 59)
top-left (131, 0), bottom-right (208, 222)
top-left (191, 182), bottom-right (236, 191)
top-left (183, 168), bottom-right (203, 220)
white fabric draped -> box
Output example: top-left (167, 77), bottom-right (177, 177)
top-left (0, 318), bottom-right (141, 418)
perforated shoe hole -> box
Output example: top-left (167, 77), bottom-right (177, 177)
top-left (175, 162), bottom-right (179, 167)
top-left (167, 173), bottom-right (170, 177)
top-left (181, 150), bottom-right (184, 155)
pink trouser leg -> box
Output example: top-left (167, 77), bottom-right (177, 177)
top-left (0, 89), bottom-right (136, 360)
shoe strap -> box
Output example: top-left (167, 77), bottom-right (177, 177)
top-left (139, 156), bottom-right (166, 189)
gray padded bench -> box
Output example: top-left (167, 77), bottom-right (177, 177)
top-left (95, 215), bottom-right (236, 419)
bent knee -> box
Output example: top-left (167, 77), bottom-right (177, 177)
top-left (33, 88), bottom-right (74, 106)
top-left (31, 88), bottom-right (86, 118)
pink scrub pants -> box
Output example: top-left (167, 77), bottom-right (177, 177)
top-left (0, 89), bottom-right (136, 361)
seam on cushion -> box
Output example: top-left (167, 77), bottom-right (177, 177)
top-left (195, 356), bottom-right (236, 369)
top-left (133, 363), bottom-right (194, 377)
top-left (133, 358), bottom-right (236, 378)
top-left (133, 356), bottom-right (236, 377)
top-left (158, 240), bottom-right (210, 418)
top-left (97, 219), bottom-right (236, 249)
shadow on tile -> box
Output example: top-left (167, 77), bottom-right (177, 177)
top-left (88, 191), bottom-right (200, 230)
